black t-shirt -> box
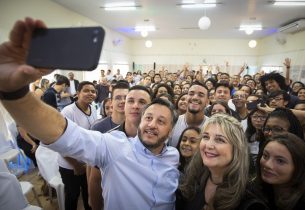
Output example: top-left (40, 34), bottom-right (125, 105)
top-left (42, 87), bottom-right (59, 109)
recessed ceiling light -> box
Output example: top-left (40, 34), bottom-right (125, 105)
top-left (273, 1), bottom-right (305, 6)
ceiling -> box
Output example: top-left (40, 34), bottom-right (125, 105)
top-left (52, 0), bottom-right (305, 39)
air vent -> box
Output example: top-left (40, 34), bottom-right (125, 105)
top-left (279, 19), bottom-right (305, 34)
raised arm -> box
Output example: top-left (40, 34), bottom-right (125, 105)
top-left (283, 57), bottom-right (291, 86)
top-left (0, 18), bottom-right (66, 145)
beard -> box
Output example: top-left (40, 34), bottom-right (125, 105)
top-left (137, 128), bottom-right (168, 152)
top-left (187, 107), bottom-right (201, 114)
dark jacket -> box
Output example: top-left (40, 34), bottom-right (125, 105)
top-left (176, 185), bottom-right (270, 210)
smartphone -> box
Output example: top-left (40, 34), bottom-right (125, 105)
top-left (246, 99), bottom-right (266, 110)
top-left (26, 27), bottom-right (105, 70)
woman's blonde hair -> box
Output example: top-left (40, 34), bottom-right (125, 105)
top-left (179, 114), bottom-right (249, 210)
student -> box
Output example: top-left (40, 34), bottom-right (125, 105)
top-left (260, 71), bottom-right (299, 108)
top-left (0, 18), bottom-right (180, 210)
top-left (90, 81), bottom-right (129, 133)
top-left (59, 81), bottom-right (97, 210)
top-left (169, 81), bottom-right (209, 147)
top-left (263, 108), bottom-right (304, 140)
top-left (176, 127), bottom-right (201, 174)
top-left (245, 108), bottom-right (268, 175)
top-left (176, 114), bottom-right (268, 210)
top-left (208, 100), bottom-right (231, 116)
top-left (256, 133), bottom-right (305, 210)
top-left (175, 93), bottom-right (188, 116)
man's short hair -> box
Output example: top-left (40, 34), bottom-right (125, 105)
top-left (215, 82), bottom-right (232, 94)
top-left (142, 98), bottom-right (178, 127)
top-left (77, 81), bottom-right (95, 92)
top-left (268, 90), bottom-right (290, 102)
top-left (190, 80), bottom-right (208, 92)
top-left (129, 85), bottom-right (152, 100)
top-left (56, 75), bottom-right (70, 87)
top-left (111, 80), bottom-right (130, 99)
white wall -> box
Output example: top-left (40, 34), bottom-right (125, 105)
top-left (1, 0), bottom-right (305, 80)
top-left (131, 39), bottom-right (259, 74)
top-left (257, 30), bottom-right (305, 82)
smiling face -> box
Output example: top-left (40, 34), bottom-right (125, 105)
top-left (298, 89), bottom-right (305, 100)
top-left (187, 85), bottom-right (208, 114)
top-left (179, 129), bottom-right (201, 158)
top-left (178, 95), bottom-right (188, 113)
top-left (156, 86), bottom-right (168, 97)
top-left (260, 141), bottom-right (294, 186)
top-left (232, 90), bottom-right (247, 108)
top-left (77, 84), bottom-right (97, 105)
top-left (174, 85), bottom-right (182, 95)
top-left (200, 124), bottom-right (233, 173)
top-left (215, 86), bottom-right (231, 102)
top-left (138, 103), bottom-right (173, 154)
top-left (265, 79), bottom-right (281, 93)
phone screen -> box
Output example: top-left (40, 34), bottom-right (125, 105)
top-left (26, 27), bottom-right (105, 71)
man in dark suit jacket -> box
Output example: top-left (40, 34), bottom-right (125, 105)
top-left (68, 72), bottom-right (80, 101)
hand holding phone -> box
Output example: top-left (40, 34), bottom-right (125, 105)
top-left (246, 99), bottom-right (265, 110)
top-left (27, 27), bottom-right (105, 71)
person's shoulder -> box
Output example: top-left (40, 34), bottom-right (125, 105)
top-left (236, 182), bottom-right (270, 210)
top-left (90, 117), bottom-right (110, 131)
top-left (175, 114), bottom-right (185, 125)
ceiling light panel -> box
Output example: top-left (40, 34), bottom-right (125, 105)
top-left (239, 24), bottom-right (262, 30)
top-left (180, 0), bottom-right (217, 8)
top-left (273, 0), bottom-right (305, 6)
top-left (103, 1), bottom-right (140, 10)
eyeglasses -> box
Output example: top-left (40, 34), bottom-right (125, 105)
top-left (268, 97), bottom-right (284, 102)
top-left (233, 95), bottom-right (246, 99)
top-left (263, 126), bottom-right (286, 133)
top-left (251, 115), bottom-right (267, 121)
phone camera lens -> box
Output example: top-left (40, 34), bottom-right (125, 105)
top-left (94, 29), bottom-right (99, 34)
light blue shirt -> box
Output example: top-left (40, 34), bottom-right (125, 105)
top-left (43, 119), bottom-right (180, 210)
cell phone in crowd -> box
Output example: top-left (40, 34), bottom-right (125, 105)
top-left (246, 99), bottom-right (266, 110)
top-left (26, 27), bottom-right (105, 70)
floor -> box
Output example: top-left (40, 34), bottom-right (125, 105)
top-left (19, 168), bottom-right (85, 210)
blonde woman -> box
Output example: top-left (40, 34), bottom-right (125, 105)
top-left (176, 114), bottom-right (269, 210)
top-left (34, 78), bottom-right (49, 99)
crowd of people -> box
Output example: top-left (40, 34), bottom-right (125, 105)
top-left (1, 17), bottom-right (305, 210)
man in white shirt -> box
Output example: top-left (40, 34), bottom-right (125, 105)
top-left (59, 81), bottom-right (97, 210)
top-left (68, 72), bottom-right (79, 97)
top-left (169, 81), bottom-right (209, 147)
top-left (0, 18), bottom-right (180, 210)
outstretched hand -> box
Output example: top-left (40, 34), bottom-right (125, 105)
top-left (0, 17), bottom-right (52, 92)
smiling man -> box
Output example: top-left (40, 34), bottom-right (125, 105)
top-left (88, 85), bottom-right (152, 210)
top-left (169, 81), bottom-right (209, 147)
top-left (59, 81), bottom-right (97, 210)
top-left (0, 18), bottom-right (180, 210)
